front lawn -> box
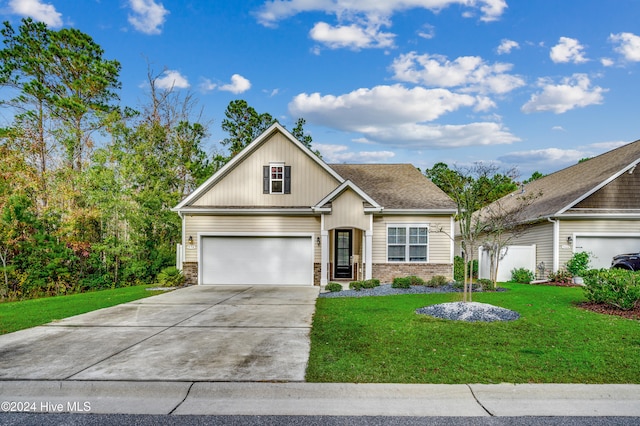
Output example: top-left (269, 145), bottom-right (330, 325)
top-left (0, 285), bottom-right (163, 335)
top-left (306, 283), bottom-right (640, 383)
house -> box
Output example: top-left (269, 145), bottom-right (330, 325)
top-left (173, 123), bottom-right (457, 286)
top-left (478, 139), bottom-right (640, 278)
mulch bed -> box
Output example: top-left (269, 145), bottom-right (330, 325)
top-left (578, 302), bottom-right (640, 320)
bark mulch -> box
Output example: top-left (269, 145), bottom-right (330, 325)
top-left (578, 302), bottom-right (640, 320)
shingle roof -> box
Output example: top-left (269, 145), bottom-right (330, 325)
top-left (329, 164), bottom-right (457, 211)
top-left (488, 139), bottom-right (640, 221)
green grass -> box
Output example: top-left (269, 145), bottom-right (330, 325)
top-left (307, 283), bottom-right (640, 384)
top-left (0, 285), bottom-right (163, 335)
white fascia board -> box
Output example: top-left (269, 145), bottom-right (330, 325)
top-left (380, 209), bottom-right (458, 215)
top-left (174, 122), bottom-right (344, 209)
top-left (314, 180), bottom-right (381, 209)
top-left (176, 208), bottom-right (317, 215)
top-left (555, 158), bottom-right (640, 216)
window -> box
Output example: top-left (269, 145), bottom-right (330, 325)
top-left (263, 164), bottom-right (291, 194)
top-left (387, 225), bottom-right (428, 262)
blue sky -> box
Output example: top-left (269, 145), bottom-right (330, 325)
top-left (2, 0), bottom-right (640, 179)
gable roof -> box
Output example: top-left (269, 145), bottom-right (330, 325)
top-left (329, 164), bottom-right (457, 211)
top-left (313, 179), bottom-right (382, 212)
top-left (489, 139), bottom-right (640, 222)
top-left (174, 123), bottom-right (343, 210)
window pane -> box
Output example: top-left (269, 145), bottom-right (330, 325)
top-left (387, 227), bottom-right (396, 244)
top-left (410, 227), bottom-right (428, 244)
top-left (272, 181), bottom-right (283, 193)
top-left (388, 245), bottom-right (405, 261)
top-left (396, 228), bottom-right (406, 244)
top-left (409, 245), bottom-right (427, 261)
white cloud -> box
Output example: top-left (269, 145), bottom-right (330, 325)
top-left (289, 84), bottom-right (518, 148)
top-left (609, 32), bottom-right (640, 62)
top-left (551, 126), bottom-right (565, 131)
top-left (256, 0), bottom-right (507, 25)
top-left (521, 74), bottom-right (606, 114)
top-left (600, 57), bottom-right (614, 67)
top-left (199, 78), bottom-right (217, 92)
top-left (498, 147), bottom-right (586, 167)
top-left (128, 0), bottom-right (169, 35)
top-left (417, 24), bottom-right (435, 39)
top-left (314, 144), bottom-right (396, 163)
top-left (497, 39), bottom-right (519, 55)
top-left (390, 52), bottom-right (525, 94)
top-left (309, 21), bottom-right (394, 50)
top-left (550, 37), bottom-right (588, 64)
top-left (9, 0), bottom-right (62, 27)
top-left (219, 74), bottom-right (251, 94)
top-left (154, 70), bottom-right (189, 90)
top-left (289, 84), bottom-right (477, 129)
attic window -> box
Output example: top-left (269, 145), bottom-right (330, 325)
top-left (263, 164), bottom-right (291, 194)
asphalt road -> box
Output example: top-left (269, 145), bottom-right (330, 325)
top-left (1, 414), bottom-right (640, 425)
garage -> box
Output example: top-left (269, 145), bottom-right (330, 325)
top-left (575, 236), bottom-right (640, 269)
top-left (200, 235), bottom-right (314, 285)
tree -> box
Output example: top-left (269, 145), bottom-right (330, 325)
top-left (291, 117), bottom-right (321, 158)
top-left (523, 171), bottom-right (545, 184)
top-left (220, 99), bottom-right (276, 158)
top-left (428, 162), bottom-right (519, 302)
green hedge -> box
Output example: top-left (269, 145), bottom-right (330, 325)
top-left (583, 269), bottom-right (640, 310)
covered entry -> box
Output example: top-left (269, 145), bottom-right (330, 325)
top-left (200, 235), bottom-right (314, 285)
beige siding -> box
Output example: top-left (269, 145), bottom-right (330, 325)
top-left (324, 188), bottom-right (370, 230)
top-left (558, 218), bottom-right (640, 267)
top-left (510, 222), bottom-right (554, 278)
top-left (184, 215), bottom-right (321, 262)
top-left (372, 215), bottom-right (453, 264)
top-left (193, 132), bottom-right (339, 207)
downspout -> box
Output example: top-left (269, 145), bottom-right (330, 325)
top-left (178, 211), bottom-right (185, 271)
top-left (548, 217), bottom-right (559, 273)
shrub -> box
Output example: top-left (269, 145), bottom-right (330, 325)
top-left (325, 282), bottom-right (342, 292)
top-left (364, 278), bottom-right (380, 288)
top-left (454, 256), bottom-right (478, 282)
top-left (548, 268), bottom-right (573, 285)
top-left (426, 275), bottom-right (448, 287)
top-left (583, 269), bottom-right (640, 310)
top-left (566, 251), bottom-right (591, 277)
top-left (349, 281), bottom-right (363, 291)
top-left (511, 267), bottom-right (535, 284)
top-left (392, 277), bottom-right (411, 289)
top-left (476, 278), bottom-right (496, 291)
top-left (156, 267), bottom-right (184, 287)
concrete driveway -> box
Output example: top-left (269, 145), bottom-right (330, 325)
top-left (0, 285), bottom-right (319, 382)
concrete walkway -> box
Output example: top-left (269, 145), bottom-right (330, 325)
top-left (1, 285), bottom-right (639, 417)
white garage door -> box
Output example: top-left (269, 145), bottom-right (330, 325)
top-left (575, 236), bottom-right (640, 269)
top-left (200, 236), bottom-right (313, 285)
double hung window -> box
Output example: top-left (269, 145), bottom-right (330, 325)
top-left (387, 225), bottom-right (428, 262)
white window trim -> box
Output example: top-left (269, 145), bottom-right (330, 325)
top-left (386, 223), bottom-right (429, 263)
top-left (270, 162), bottom-right (284, 194)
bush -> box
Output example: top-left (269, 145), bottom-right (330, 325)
top-left (566, 251), bottom-right (591, 277)
top-left (583, 269), bottom-right (640, 310)
top-left (156, 267), bottom-right (184, 287)
top-left (349, 279), bottom-right (379, 291)
top-left (392, 275), bottom-right (424, 288)
top-left (454, 256), bottom-right (478, 282)
top-left (325, 282), bottom-right (342, 292)
top-left (426, 275), bottom-right (448, 287)
top-left (476, 278), bottom-right (496, 291)
top-left (548, 268), bottom-right (573, 285)
top-left (511, 267), bottom-right (535, 284)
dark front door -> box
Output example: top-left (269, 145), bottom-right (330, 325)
top-left (334, 229), bottom-right (352, 279)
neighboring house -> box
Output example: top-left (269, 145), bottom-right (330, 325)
top-left (478, 139), bottom-right (640, 278)
top-left (173, 123), bottom-right (457, 286)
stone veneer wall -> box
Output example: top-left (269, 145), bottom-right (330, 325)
top-left (314, 263), bottom-right (321, 286)
top-left (372, 263), bottom-right (453, 284)
top-left (182, 262), bottom-right (198, 285)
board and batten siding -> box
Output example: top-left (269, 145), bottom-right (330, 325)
top-left (324, 188), bottom-right (370, 231)
top-left (558, 218), bottom-right (640, 267)
top-left (193, 132), bottom-right (339, 207)
top-left (184, 215), bottom-right (321, 263)
top-left (371, 215), bottom-right (453, 264)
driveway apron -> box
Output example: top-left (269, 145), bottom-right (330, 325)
top-left (0, 285), bottom-right (319, 382)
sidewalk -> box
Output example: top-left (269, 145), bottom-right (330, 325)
top-left (2, 381), bottom-right (639, 416)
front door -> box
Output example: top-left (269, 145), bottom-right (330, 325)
top-left (334, 229), bottom-right (352, 279)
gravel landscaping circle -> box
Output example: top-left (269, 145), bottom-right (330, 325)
top-left (416, 302), bottom-right (520, 322)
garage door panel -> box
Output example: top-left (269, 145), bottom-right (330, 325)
top-left (575, 236), bottom-right (640, 269)
top-left (201, 236), bottom-right (313, 285)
